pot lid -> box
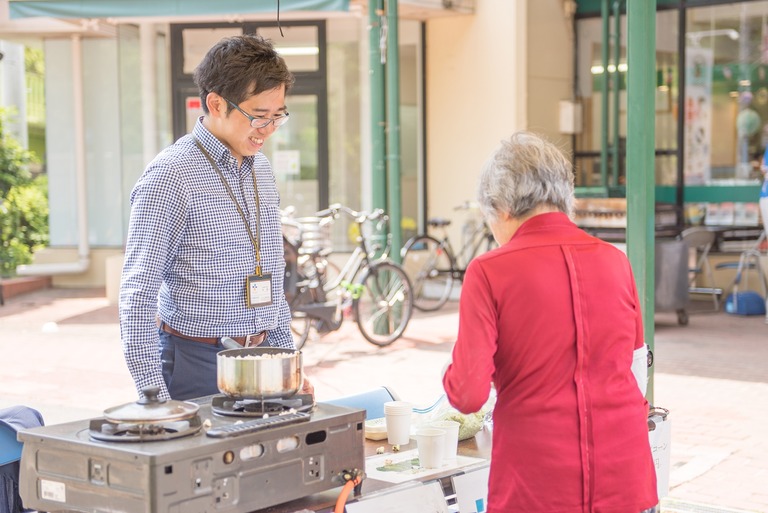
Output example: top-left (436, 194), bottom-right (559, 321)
top-left (103, 386), bottom-right (200, 423)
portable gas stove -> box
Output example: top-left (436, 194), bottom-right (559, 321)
top-left (17, 391), bottom-right (366, 513)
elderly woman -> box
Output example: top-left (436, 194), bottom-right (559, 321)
top-left (443, 132), bottom-right (658, 513)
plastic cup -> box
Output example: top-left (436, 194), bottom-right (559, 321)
top-left (430, 420), bottom-right (460, 464)
top-left (384, 401), bottom-right (412, 445)
top-left (415, 427), bottom-right (446, 469)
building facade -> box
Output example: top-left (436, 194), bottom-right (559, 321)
top-left (2, 0), bottom-right (759, 289)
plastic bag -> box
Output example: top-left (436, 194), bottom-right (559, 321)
top-left (413, 391), bottom-right (496, 441)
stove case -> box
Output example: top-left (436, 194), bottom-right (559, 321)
top-left (18, 397), bottom-right (366, 513)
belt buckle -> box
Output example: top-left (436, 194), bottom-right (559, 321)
top-left (245, 333), bottom-right (260, 348)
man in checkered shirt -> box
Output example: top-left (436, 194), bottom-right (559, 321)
top-left (120, 34), bottom-right (313, 401)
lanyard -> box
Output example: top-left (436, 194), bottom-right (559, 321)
top-left (194, 136), bottom-right (264, 276)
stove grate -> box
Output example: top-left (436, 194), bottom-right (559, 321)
top-left (88, 415), bottom-right (203, 442)
top-left (210, 394), bottom-right (314, 417)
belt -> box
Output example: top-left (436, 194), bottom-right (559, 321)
top-left (157, 319), bottom-right (266, 347)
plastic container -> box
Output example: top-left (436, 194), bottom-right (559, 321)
top-left (0, 423), bottom-right (22, 466)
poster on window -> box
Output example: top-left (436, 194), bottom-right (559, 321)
top-left (684, 46), bottom-right (713, 185)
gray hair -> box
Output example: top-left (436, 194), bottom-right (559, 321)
top-left (477, 131), bottom-right (574, 221)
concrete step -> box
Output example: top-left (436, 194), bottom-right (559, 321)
top-left (0, 275), bottom-right (51, 305)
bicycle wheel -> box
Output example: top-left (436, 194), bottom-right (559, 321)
top-left (353, 261), bottom-right (414, 347)
top-left (320, 258), bottom-right (342, 302)
top-left (401, 235), bottom-right (455, 311)
top-left (290, 312), bottom-right (311, 350)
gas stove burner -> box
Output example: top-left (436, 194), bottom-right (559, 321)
top-left (19, 401), bottom-right (365, 513)
top-left (88, 415), bottom-right (203, 442)
top-left (210, 393), bottom-right (314, 417)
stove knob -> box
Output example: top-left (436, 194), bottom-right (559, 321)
top-left (240, 443), bottom-right (264, 461)
top-left (277, 436), bottom-right (299, 453)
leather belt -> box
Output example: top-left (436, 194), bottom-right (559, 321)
top-left (157, 319), bottom-right (266, 347)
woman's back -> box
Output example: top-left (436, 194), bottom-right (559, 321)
top-left (446, 213), bottom-right (656, 512)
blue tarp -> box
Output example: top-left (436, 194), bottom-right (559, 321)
top-left (10, 0), bottom-right (349, 19)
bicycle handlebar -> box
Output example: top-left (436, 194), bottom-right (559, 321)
top-left (453, 200), bottom-right (481, 211)
top-left (315, 203), bottom-right (388, 224)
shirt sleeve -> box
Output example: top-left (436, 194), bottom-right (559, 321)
top-left (267, 297), bottom-right (295, 349)
top-left (119, 162), bottom-right (187, 400)
top-left (442, 259), bottom-right (498, 414)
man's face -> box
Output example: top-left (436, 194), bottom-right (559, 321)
top-left (207, 85), bottom-right (288, 164)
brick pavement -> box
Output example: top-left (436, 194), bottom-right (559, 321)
top-left (653, 308), bottom-right (768, 513)
top-left (0, 288), bottom-right (766, 512)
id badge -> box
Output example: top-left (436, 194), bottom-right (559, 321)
top-left (247, 273), bottom-right (273, 308)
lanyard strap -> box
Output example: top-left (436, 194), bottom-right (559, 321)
top-left (194, 136), bottom-right (264, 276)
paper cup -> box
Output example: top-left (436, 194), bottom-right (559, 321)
top-left (383, 401), bottom-right (413, 415)
top-left (384, 401), bottom-right (412, 445)
top-left (430, 420), bottom-right (460, 464)
top-left (415, 427), bottom-right (446, 469)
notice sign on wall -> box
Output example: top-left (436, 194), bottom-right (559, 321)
top-left (684, 46), bottom-right (713, 185)
top-left (273, 150), bottom-right (301, 176)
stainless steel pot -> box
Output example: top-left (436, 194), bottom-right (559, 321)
top-left (217, 347), bottom-right (303, 399)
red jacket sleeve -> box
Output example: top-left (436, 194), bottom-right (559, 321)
top-left (442, 259), bottom-right (498, 414)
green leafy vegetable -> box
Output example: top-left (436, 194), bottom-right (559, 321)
top-left (442, 410), bottom-right (486, 440)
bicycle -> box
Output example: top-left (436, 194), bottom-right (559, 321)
top-left (283, 204), bottom-right (414, 347)
top-left (400, 202), bottom-right (498, 311)
top-left (282, 211), bottom-right (338, 348)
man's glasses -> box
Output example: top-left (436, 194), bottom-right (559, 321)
top-left (224, 98), bottom-right (290, 129)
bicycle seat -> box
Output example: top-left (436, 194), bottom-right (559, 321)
top-left (427, 217), bottom-right (451, 227)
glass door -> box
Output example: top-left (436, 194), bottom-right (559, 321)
top-left (261, 94), bottom-right (320, 215)
top-left (170, 21), bottom-right (327, 216)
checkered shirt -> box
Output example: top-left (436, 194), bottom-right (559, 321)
top-left (119, 119), bottom-right (293, 400)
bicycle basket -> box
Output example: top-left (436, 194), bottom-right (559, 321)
top-left (361, 213), bottom-right (390, 259)
top-left (292, 217), bottom-right (333, 255)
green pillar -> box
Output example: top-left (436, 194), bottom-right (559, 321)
top-left (626, 0), bottom-right (656, 402)
top-left (369, 0), bottom-right (387, 211)
top-left (386, 0), bottom-right (402, 262)
top-left (612, 0), bottom-right (621, 186)
top-left (600, 0), bottom-right (610, 188)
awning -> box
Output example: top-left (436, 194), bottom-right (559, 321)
top-left (9, 0), bottom-right (349, 19)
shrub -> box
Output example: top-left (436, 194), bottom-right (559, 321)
top-left (0, 108), bottom-right (36, 197)
top-left (0, 176), bottom-right (47, 278)
top-left (0, 107), bottom-right (45, 277)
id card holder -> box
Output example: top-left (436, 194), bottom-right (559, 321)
top-left (247, 273), bottom-right (273, 308)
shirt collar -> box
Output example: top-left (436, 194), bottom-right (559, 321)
top-left (513, 211), bottom-right (574, 238)
top-left (192, 117), bottom-right (255, 169)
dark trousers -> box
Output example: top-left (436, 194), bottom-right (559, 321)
top-left (159, 330), bottom-right (222, 400)
top-left (1, 461), bottom-right (24, 513)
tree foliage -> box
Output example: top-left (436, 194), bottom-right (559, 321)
top-left (0, 108), bottom-right (47, 276)
top-left (0, 107), bottom-right (36, 196)
top-left (25, 46), bottom-right (45, 75)
top-left (1, 176), bottom-right (49, 276)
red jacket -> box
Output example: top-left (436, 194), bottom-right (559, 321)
top-left (443, 212), bottom-right (658, 513)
